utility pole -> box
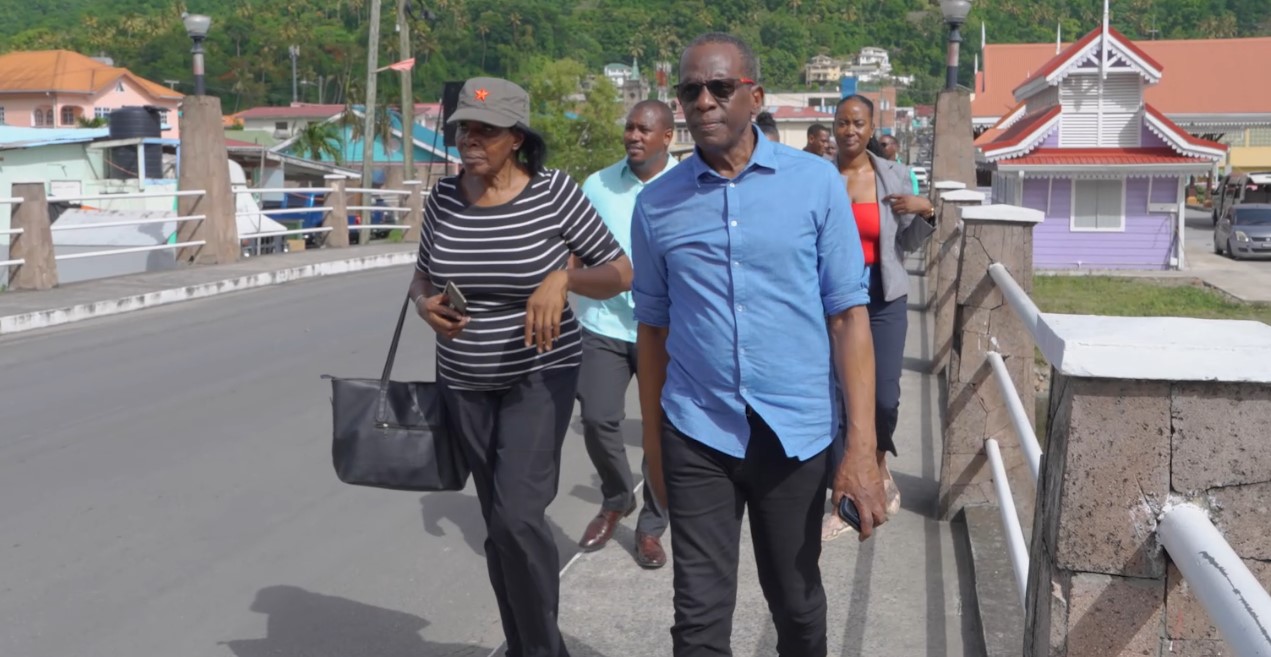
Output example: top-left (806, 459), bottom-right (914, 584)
top-left (361, 0), bottom-right (383, 191)
top-left (397, 0), bottom-right (414, 181)
top-left (289, 45), bottom-right (300, 104)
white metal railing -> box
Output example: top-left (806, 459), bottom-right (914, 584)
top-left (985, 350), bottom-right (1043, 484)
top-left (239, 207), bottom-right (333, 218)
top-left (0, 196), bottom-right (25, 204)
top-left (1158, 504), bottom-right (1271, 657)
top-left (232, 186), bottom-right (334, 195)
top-left (0, 227), bottom-right (23, 236)
top-left (984, 438), bottom-right (1029, 608)
top-left (50, 215), bottom-right (205, 232)
top-left (2, 197), bottom-right (26, 237)
top-left (46, 190), bottom-right (205, 203)
top-left (988, 263), bottom-right (1040, 337)
top-left (347, 225), bottom-right (409, 231)
top-left (53, 241), bottom-right (206, 261)
top-left (0, 258), bottom-right (24, 267)
top-left (346, 187), bottom-right (410, 196)
top-left (347, 205), bottom-right (409, 212)
top-left (241, 227), bottom-right (333, 239)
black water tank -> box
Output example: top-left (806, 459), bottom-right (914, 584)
top-left (108, 106), bottom-right (163, 180)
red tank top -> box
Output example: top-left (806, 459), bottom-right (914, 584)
top-left (853, 202), bottom-right (881, 266)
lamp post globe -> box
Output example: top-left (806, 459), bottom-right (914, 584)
top-left (182, 13), bottom-right (212, 96)
top-left (940, 0), bottom-right (972, 90)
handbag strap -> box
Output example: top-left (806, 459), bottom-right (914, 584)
top-left (380, 296), bottom-right (411, 387)
top-left (373, 297), bottom-right (412, 426)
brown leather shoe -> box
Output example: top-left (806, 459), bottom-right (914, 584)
top-left (578, 503), bottom-right (634, 552)
top-left (634, 532), bottom-right (666, 569)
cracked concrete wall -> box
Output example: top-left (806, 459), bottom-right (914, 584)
top-left (1024, 375), bottom-right (1271, 656)
top-left (939, 217), bottom-right (1037, 536)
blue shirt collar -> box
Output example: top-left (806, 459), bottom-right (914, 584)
top-left (687, 125), bottom-right (778, 186)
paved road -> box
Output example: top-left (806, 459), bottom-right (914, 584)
top-left (0, 266), bottom-right (635, 657)
top-left (1182, 208), bottom-right (1271, 303)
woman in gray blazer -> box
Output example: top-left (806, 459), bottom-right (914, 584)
top-left (824, 94), bottom-right (936, 541)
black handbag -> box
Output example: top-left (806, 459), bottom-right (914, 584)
top-left (324, 298), bottom-right (469, 492)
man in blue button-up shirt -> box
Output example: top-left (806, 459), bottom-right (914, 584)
top-left (631, 33), bottom-right (888, 656)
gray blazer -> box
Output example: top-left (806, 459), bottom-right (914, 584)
top-left (866, 151), bottom-right (935, 302)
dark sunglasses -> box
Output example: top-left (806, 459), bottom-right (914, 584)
top-left (675, 77), bottom-right (755, 103)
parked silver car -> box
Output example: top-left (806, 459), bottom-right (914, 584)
top-left (1214, 203), bottom-right (1271, 260)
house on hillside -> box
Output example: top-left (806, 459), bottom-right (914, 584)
top-left (975, 25), bottom-right (1226, 271)
top-left (973, 35), bottom-right (1271, 172)
top-left (232, 102), bottom-right (444, 142)
top-left (0, 50), bottom-right (183, 138)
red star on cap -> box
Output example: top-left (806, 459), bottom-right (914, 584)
top-left (474, 88), bottom-right (489, 102)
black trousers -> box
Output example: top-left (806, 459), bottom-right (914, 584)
top-left (576, 329), bottom-right (666, 536)
top-left (831, 267), bottom-right (908, 472)
top-left (442, 367), bottom-right (579, 657)
top-left (663, 412), bottom-right (829, 657)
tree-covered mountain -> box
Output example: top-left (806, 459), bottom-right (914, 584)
top-left (0, 0), bottom-right (1265, 110)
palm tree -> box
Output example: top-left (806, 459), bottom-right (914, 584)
top-left (293, 121), bottom-right (343, 162)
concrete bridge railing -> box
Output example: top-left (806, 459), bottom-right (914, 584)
top-left (926, 182), bottom-right (1271, 657)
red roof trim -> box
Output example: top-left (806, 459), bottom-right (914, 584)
top-left (1013, 26), bottom-right (1163, 96)
top-left (1144, 104), bottom-right (1228, 152)
top-left (979, 105), bottom-right (1062, 154)
top-left (1003, 147), bottom-right (1212, 166)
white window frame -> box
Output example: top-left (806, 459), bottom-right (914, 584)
top-left (1070, 178), bottom-right (1126, 232)
top-left (95, 107), bottom-right (111, 120)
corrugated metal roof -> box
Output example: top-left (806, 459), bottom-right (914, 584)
top-left (0, 126), bottom-right (109, 148)
top-left (1004, 148), bottom-right (1212, 166)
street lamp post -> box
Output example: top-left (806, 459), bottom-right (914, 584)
top-left (940, 0), bottom-right (972, 91)
top-left (182, 13), bottom-right (212, 96)
top-left (289, 45), bottom-right (300, 104)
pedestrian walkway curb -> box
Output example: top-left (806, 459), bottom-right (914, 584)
top-left (0, 251), bottom-right (416, 336)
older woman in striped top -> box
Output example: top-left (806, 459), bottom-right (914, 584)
top-left (407, 77), bottom-right (631, 657)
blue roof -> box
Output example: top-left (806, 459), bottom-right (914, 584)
top-left (0, 127), bottom-right (110, 149)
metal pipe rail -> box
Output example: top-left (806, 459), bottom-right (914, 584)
top-left (1158, 504), bottom-right (1271, 657)
top-left (988, 263), bottom-right (1041, 338)
top-left (348, 225), bottom-right (409, 231)
top-left (240, 227), bottom-right (333, 239)
top-left (985, 351), bottom-right (1043, 485)
top-left (346, 187), bottom-right (410, 196)
top-left (53, 241), bottom-right (206, 261)
top-left (347, 205), bottom-right (410, 212)
top-left (46, 190), bottom-right (206, 203)
top-left (0, 197), bottom-right (25, 204)
top-left (232, 187), bottom-right (334, 195)
top-left (985, 438), bottom-right (1030, 609)
top-left (237, 207), bottom-right (332, 218)
top-left (49, 215), bottom-right (205, 232)
top-left (0, 227), bottom-right (24, 236)
top-left (0, 258), bottom-right (25, 267)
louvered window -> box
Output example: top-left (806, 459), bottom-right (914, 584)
top-left (1059, 73), bottom-right (1142, 147)
top-left (1072, 179), bottom-right (1124, 231)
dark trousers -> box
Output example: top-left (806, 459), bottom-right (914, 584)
top-left (831, 268), bottom-right (908, 471)
top-left (576, 329), bottom-right (666, 536)
top-left (663, 412), bottom-right (829, 657)
top-left (442, 367), bottom-right (579, 657)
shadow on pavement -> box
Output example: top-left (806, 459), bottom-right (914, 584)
top-left (220, 585), bottom-right (490, 657)
top-left (418, 492), bottom-right (582, 566)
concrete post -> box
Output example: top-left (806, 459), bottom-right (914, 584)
top-left (926, 180), bottom-right (967, 278)
top-left (384, 166), bottom-right (404, 195)
top-left (322, 175), bottom-right (350, 248)
top-left (403, 180), bottom-right (423, 244)
top-left (931, 88), bottom-right (977, 194)
top-left (931, 187), bottom-right (986, 377)
top-left (8, 183), bottom-right (57, 291)
top-left (939, 203), bottom-right (1042, 531)
top-left (175, 97), bottom-right (238, 265)
top-left (1024, 315), bottom-right (1271, 657)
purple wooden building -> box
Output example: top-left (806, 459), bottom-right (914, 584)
top-left (975, 25), bottom-right (1227, 270)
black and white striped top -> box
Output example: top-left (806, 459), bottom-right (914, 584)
top-left (417, 169), bottom-right (624, 391)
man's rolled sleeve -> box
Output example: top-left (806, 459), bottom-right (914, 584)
top-left (817, 174), bottom-right (871, 316)
top-left (630, 202), bottom-right (670, 327)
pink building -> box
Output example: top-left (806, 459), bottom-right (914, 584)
top-left (0, 50), bottom-right (183, 138)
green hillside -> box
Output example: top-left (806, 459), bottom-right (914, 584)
top-left (0, 0), bottom-right (1265, 110)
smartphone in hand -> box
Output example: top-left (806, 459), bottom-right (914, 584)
top-left (443, 280), bottom-right (468, 315)
top-left (837, 496), bottom-right (863, 533)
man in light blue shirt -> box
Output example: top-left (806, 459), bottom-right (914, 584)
top-left (573, 100), bottom-right (676, 569)
top-left (631, 33), bottom-right (889, 655)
